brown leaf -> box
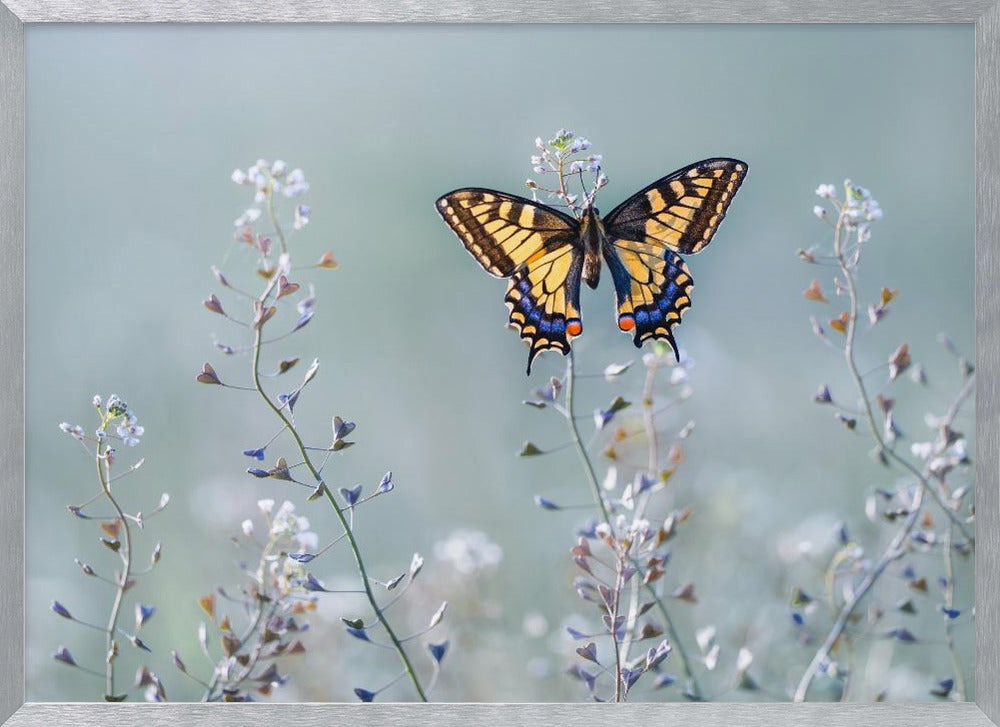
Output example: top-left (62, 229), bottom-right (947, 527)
top-left (829, 312), bottom-right (849, 334)
top-left (804, 280), bottom-right (828, 303)
top-left (317, 251), bottom-right (339, 269)
top-left (199, 595), bottom-right (216, 619)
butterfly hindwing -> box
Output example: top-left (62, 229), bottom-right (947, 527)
top-left (435, 189), bottom-right (584, 373)
top-left (603, 241), bottom-right (693, 353)
top-left (602, 158), bottom-right (748, 254)
top-left (505, 245), bottom-right (584, 374)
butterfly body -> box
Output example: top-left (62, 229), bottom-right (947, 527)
top-left (436, 158), bottom-right (748, 374)
top-left (579, 206), bottom-right (604, 290)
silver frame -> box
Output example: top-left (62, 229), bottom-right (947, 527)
top-left (1, 3), bottom-right (997, 725)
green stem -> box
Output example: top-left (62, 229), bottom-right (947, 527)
top-left (833, 214), bottom-right (973, 543)
top-left (563, 351), bottom-right (703, 700)
top-left (96, 440), bottom-right (133, 700)
top-left (249, 192), bottom-right (427, 702)
top-left (942, 522), bottom-right (967, 700)
top-left (565, 351), bottom-right (611, 524)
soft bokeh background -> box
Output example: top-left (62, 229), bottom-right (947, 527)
top-left (25, 24), bottom-right (974, 702)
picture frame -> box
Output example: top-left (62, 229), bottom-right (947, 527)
top-left (0, 2), bottom-right (997, 725)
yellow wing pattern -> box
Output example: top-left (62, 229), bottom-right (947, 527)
top-left (602, 158), bottom-right (747, 355)
top-left (435, 189), bottom-right (584, 373)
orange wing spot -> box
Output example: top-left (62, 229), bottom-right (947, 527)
top-left (567, 319), bottom-right (583, 336)
top-left (618, 314), bottom-right (635, 332)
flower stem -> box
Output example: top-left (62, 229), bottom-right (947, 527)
top-left (96, 442), bottom-right (133, 700)
top-left (563, 351), bottom-right (702, 700)
top-left (793, 370), bottom-right (974, 702)
top-left (833, 212), bottom-right (973, 542)
top-left (248, 195), bottom-right (428, 702)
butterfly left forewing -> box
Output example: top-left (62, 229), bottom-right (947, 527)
top-left (435, 188), bottom-right (578, 277)
top-left (436, 189), bottom-right (584, 374)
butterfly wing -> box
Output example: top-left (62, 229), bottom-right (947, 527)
top-left (601, 158), bottom-right (748, 355)
top-left (602, 158), bottom-right (748, 254)
top-left (435, 189), bottom-right (584, 374)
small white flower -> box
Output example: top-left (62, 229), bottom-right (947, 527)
top-left (92, 395), bottom-right (102, 408)
top-left (257, 498), bottom-right (275, 515)
top-left (296, 530), bottom-right (319, 551)
top-left (270, 159), bottom-right (287, 176)
top-left (813, 205), bottom-right (827, 220)
top-left (59, 422), bottom-right (85, 439)
top-left (815, 183), bottom-right (836, 199)
top-left (293, 204), bottom-right (311, 230)
top-left (231, 168), bottom-right (248, 185)
top-left (433, 529), bottom-right (503, 575)
top-left (737, 646), bottom-right (754, 672)
top-left (535, 137), bottom-right (545, 151)
top-left (233, 208), bottom-right (262, 227)
top-left (241, 519), bottom-right (254, 537)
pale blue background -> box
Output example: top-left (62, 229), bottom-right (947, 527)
top-left (25, 24), bottom-right (974, 702)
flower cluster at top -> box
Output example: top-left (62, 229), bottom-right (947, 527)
top-left (232, 159), bottom-right (311, 232)
top-left (525, 129), bottom-right (608, 218)
top-left (813, 179), bottom-right (884, 243)
top-left (59, 394), bottom-right (145, 450)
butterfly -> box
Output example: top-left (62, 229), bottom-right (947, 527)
top-left (435, 157), bottom-right (748, 374)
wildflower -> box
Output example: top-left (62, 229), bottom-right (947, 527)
top-left (433, 529), bottom-right (503, 575)
top-left (233, 208), bottom-right (262, 227)
top-left (293, 204), bottom-right (311, 230)
top-left (107, 395), bottom-right (127, 417)
top-left (231, 168), bottom-right (248, 185)
top-left (59, 422), bottom-right (85, 439)
top-left (116, 411), bottom-right (144, 447)
top-left (282, 168), bottom-right (309, 197)
top-left (813, 205), bottom-right (827, 220)
top-left (815, 183), bottom-right (836, 199)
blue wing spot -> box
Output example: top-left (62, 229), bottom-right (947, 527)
top-left (635, 309), bottom-right (650, 327)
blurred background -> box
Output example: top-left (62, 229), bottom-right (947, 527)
top-left (25, 24), bottom-right (974, 702)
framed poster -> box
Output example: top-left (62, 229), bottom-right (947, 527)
top-left (1, 3), bottom-right (997, 726)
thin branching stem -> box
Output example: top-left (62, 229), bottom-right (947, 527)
top-left (793, 370), bottom-right (974, 702)
top-left (833, 210), bottom-right (973, 542)
top-left (96, 441), bottom-right (133, 700)
top-left (563, 351), bottom-right (702, 700)
top-left (248, 192), bottom-right (428, 702)
top-left (942, 522), bottom-right (967, 700)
